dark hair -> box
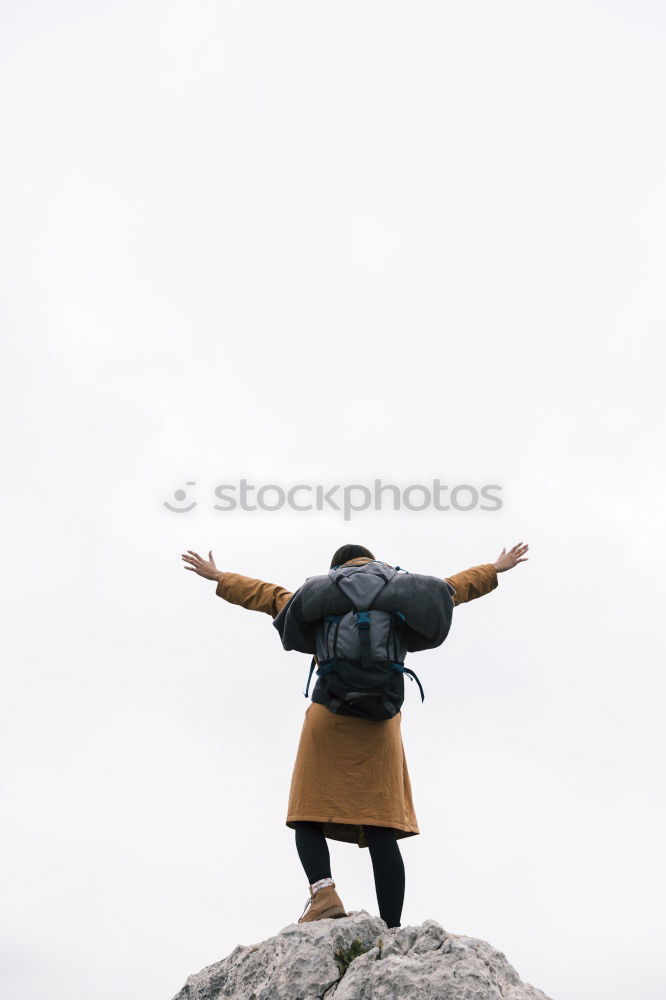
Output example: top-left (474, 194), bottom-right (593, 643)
top-left (330, 544), bottom-right (375, 569)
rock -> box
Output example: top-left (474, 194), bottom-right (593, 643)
top-left (170, 910), bottom-right (553, 1000)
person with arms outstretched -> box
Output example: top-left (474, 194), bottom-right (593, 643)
top-left (181, 541), bottom-right (528, 929)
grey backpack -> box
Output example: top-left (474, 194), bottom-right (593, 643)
top-left (273, 560), bottom-right (455, 720)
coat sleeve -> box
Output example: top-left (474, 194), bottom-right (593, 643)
top-left (444, 563), bottom-right (498, 606)
top-left (215, 572), bottom-right (293, 618)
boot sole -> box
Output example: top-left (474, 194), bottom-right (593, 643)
top-left (299, 906), bottom-right (347, 922)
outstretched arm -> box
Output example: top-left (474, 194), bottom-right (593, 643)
top-left (181, 549), bottom-right (293, 618)
top-left (445, 542), bottom-right (528, 606)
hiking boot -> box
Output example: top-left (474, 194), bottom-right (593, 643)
top-left (298, 881), bottom-right (347, 923)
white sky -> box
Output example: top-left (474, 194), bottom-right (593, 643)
top-left (1, 2), bottom-right (665, 999)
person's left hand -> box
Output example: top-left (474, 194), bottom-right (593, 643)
top-left (494, 542), bottom-right (529, 573)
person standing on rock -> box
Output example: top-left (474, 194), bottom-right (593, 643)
top-left (181, 541), bottom-right (529, 930)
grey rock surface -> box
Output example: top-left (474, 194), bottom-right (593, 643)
top-left (171, 911), bottom-right (553, 1000)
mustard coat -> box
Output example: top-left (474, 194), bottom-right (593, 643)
top-left (215, 557), bottom-right (498, 848)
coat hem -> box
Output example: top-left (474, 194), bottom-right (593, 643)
top-left (286, 815), bottom-right (420, 848)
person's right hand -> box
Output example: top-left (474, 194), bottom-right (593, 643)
top-left (181, 549), bottom-right (221, 581)
top-left (494, 542), bottom-right (529, 573)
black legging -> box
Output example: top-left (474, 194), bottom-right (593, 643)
top-left (293, 820), bottom-right (405, 928)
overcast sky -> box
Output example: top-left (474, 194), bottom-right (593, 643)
top-left (1, 2), bottom-right (665, 999)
